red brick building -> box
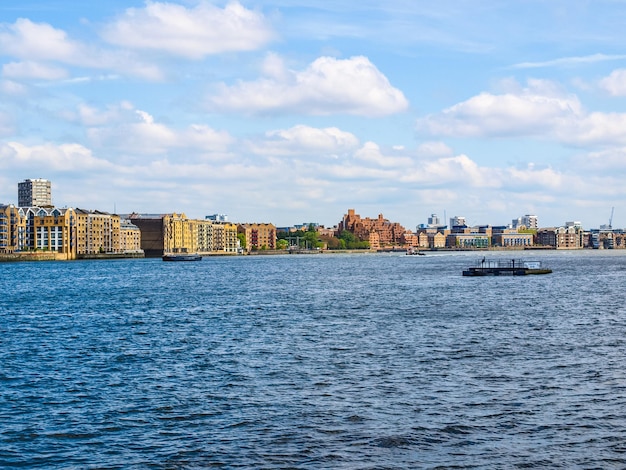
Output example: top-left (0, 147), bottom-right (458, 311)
top-left (338, 209), bottom-right (407, 247)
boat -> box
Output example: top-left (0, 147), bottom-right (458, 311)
top-left (406, 247), bottom-right (426, 256)
top-left (162, 253), bottom-right (202, 261)
top-left (462, 259), bottom-right (551, 276)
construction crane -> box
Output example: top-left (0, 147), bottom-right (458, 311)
top-left (609, 207), bottom-right (615, 230)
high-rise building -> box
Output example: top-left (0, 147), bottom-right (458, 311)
top-left (18, 179), bottom-right (52, 207)
top-left (450, 215), bottom-right (466, 228)
top-left (522, 214), bottom-right (538, 229)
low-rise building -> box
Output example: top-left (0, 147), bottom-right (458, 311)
top-left (238, 223), bottom-right (276, 251)
top-left (120, 219), bottom-right (142, 253)
top-left (537, 222), bottom-right (584, 249)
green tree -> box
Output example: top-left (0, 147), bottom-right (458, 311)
top-left (237, 233), bottom-right (246, 250)
top-left (338, 230), bottom-right (369, 249)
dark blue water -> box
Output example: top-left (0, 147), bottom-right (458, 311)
top-left (2, 251), bottom-right (626, 468)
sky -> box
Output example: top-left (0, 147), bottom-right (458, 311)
top-left (2, 1), bottom-right (626, 229)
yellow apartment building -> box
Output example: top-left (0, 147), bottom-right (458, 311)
top-left (212, 222), bottom-right (239, 253)
top-left (0, 204), bottom-right (24, 253)
top-left (163, 213), bottom-right (197, 254)
top-left (19, 206), bottom-right (77, 258)
top-left (75, 209), bottom-right (121, 254)
top-left (120, 219), bottom-right (142, 253)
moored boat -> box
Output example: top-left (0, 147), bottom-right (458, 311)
top-left (463, 259), bottom-right (551, 276)
top-left (162, 253), bottom-right (202, 261)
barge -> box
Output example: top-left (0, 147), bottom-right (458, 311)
top-left (463, 259), bottom-right (551, 276)
top-left (162, 253), bottom-right (202, 261)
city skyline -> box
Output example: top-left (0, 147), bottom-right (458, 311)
top-left (2, 179), bottom-right (609, 232)
top-left (1, 1), bottom-right (626, 229)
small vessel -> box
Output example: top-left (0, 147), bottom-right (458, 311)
top-left (162, 253), bottom-right (202, 261)
top-left (406, 247), bottom-right (425, 256)
top-left (463, 259), bottom-right (551, 276)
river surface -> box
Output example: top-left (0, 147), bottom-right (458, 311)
top-left (1, 250), bottom-right (626, 468)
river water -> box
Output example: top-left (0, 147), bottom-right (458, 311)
top-left (1, 250), bottom-right (626, 468)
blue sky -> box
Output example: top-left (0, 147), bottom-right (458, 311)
top-left (2, 1), bottom-right (626, 229)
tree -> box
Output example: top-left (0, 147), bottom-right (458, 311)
top-left (338, 230), bottom-right (369, 249)
top-left (237, 233), bottom-right (246, 250)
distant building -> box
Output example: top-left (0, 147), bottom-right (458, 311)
top-left (75, 209), bottom-right (121, 254)
top-left (449, 216), bottom-right (466, 228)
top-left (17, 206), bottom-right (77, 258)
top-left (338, 209), bottom-right (406, 247)
top-left (428, 213), bottom-right (444, 228)
top-left (512, 214), bottom-right (538, 230)
top-left (206, 214), bottom-right (228, 222)
top-left (238, 223), bottom-right (276, 251)
top-left (120, 219), bottom-right (142, 253)
top-left (537, 222), bottom-right (584, 249)
top-left (18, 179), bottom-right (52, 207)
top-left (0, 204), bottom-right (22, 253)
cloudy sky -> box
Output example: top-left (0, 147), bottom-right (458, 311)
top-left (2, 1), bottom-right (626, 229)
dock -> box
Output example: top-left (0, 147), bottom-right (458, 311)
top-left (463, 259), bottom-right (552, 276)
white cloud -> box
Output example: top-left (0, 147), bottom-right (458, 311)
top-left (512, 53), bottom-right (626, 69)
top-left (207, 55), bottom-right (409, 116)
top-left (2, 61), bottom-right (68, 80)
top-left (400, 154), bottom-right (498, 188)
top-left (0, 18), bottom-right (82, 62)
top-left (0, 142), bottom-right (112, 172)
top-left (0, 79), bottom-right (28, 96)
top-left (416, 79), bottom-right (626, 148)
top-left (101, 1), bottom-right (274, 59)
top-left (0, 18), bottom-right (164, 80)
top-left (353, 141), bottom-right (413, 167)
top-left (599, 69), bottom-right (626, 96)
top-left (75, 101), bottom-right (134, 126)
top-left (416, 141), bottom-right (455, 159)
top-left (417, 79), bottom-right (582, 138)
top-left (250, 125), bottom-right (359, 157)
top-left (85, 107), bottom-right (233, 156)
top-left (558, 112), bottom-right (626, 147)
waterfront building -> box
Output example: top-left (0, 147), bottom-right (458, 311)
top-left (75, 209), bottom-right (120, 254)
top-left (338, 209), bottom-right (406, 247)
top-left (537, 223), bottom-right (584, 249)
top-left (130, 213), bottom-right (238, 256)
top-left (0, 204), bottom-right (24, 253)
top-left (120, 219), bottom-right (142, 253)
top-left (493, 232), bottom-right (534, 247)
top-left (197, 219), bottom-right (215, 252)
top-left (402, 231), bottom-right (419, 247)
top-left (446, 232), bottom-right (490, 248)
top-left (212, 222), bottom-right (239, 253)
top-left (18, 179), bottom-right (52, 207)
top-left (163, 213), bottom-right (197, 255)
top-left (430, 232), bottom-right (447, 248)
top-left (238, 223), bottom-right (276, 251)
top-left (128, 213), bottom-right (167, 257)
top-left (318, 226), bottom-right (337, 237)
top-left (18, 206), bottom-right (76, 258)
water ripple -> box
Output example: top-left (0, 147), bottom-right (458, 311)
top-left (2, 251), bottom-right (626, 468)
